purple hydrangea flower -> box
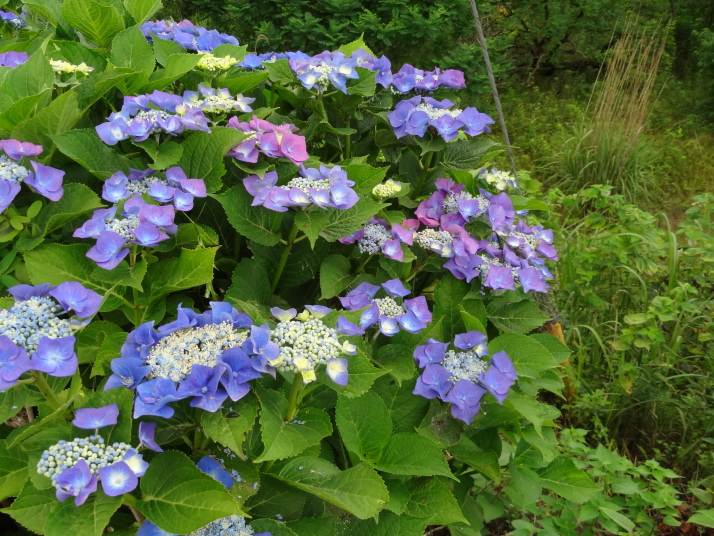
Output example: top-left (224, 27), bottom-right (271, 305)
top-left (0, 11), bottom-right (26, 28)
top-left (289, 50), bottom-right (359, 93)
top-left (197, 456), bottom-right (234, 489)
top-left (227, 115), bottom-right (309, 165)
top-left (0, 51), bottom-right (28, 67)
top-left (73, 403), bottom-right (119, 429)
top-left (391, 64), bottom-right (466, 93)
top-left (138, 421), bottom-right (163, 452)
top-left (182, 85), bottom-right (255, 114)
top-left (0, 139), bottom-right (65, 211)
top-left (339, 218), bottom-right (416, 262)
top-left (55, 459), bottom-right (97, 506)
top-left (98, 461), bottom-right (138, 496)
top-left (141, 20), bottom-right (239, 52)
top-left (102, 167), bottom-right (206, 211)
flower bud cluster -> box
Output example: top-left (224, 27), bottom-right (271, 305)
top-left (243, 165), bottom-right (358, 212)
top-left (0, 139), bottom-right (65, 213)
top-left (141, 19), bottom-right (239, 52)
top-left (227, 115), bottom-right (308, 165)
top-left (480, 167), bottom-right (518, 191)
top-left (49, 60), bottom-right (94, 75)
top-left (182, 86), bottom-right (254, 114)
top-left (197, 53), bottom-right (239, 72)
top-left (189, 515), bottom-right (257, 536)
top-left (372, 179), bottom-right (402, 198)
top-left (0, 296), bottom-right (72, 352)
top-left (36, 435), bottom-right (129, 486)
top-left (389, 96), bottom-right (494, 141)
top-left (413, 331), bottom-right (517, 424)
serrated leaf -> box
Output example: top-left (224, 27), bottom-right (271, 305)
top-left (433, 277), bottom-right (468, 340)
top-left (12, 90), bottom-right (83, 149)
top-left (344, 163), bottom-right (389, 194)
top-left (145, 247), bottom-right (217, 296)
top-left (406, 477), bottom-right (468, 525)
top-left (486, 298), bottom-right (550, 334)
top-left (137, 451), bottom-right (242, 533)
top-left (222, 71), bottom-right (269, 95)
top-left (1, 50), bottom-right (54, 101)
top-left (276, 457), bottom-right (388, 519)
top-left (599, 506), bottom-right (635, 532)
top-left (45, 489), bottom-right (122, 536)
top-left (312, 199), bottom-right (388, 242)
top-left (214, 186), bottom-right (283, 246)
top-left (124, 0), bottom-right (162, 25)
top-left (441, 138), bottom-right (502, 171)
top-left (319, 254), bottom-right (355, 299)
top-left (347, 67), bottom-right (377, 97)
top-left (0, 440), bottom-right (28, 500)
top-left (0, 385), bottom-right (42, 423)
top-left (24, 244), bottom-right (112, 296)
top-left (2, 481), bottom-right (56, 534)
top-left (255, 390), bottom-right (332, 463)
top-left (61, 0), bottom-right (125, 48)
top-left (264, 59), bottom-right (297, 85)
top-left (338, 35), bottom-right (374, 56)
top-left (144, 53), bottom-right (201, 91)
top-left (91, 257), bottom-right (147, 291)
top-left (373, 432), bottom-right (455, 479)
top-left (33, 183), bottom-right (103, 236)
top-left (177, 127), bottom-right (247, 192)
top-left (537, 456), bottom-right (599, 504)
top-left (336, 392), bottom-right (392, 461)
top-left (226, 259), bottom-right (271, 306)
top-left (53, 129), bottom-right (134, 179)
top-left (488, 334), bottom-right (559, 379)
top-left (110, 25), bottom-right (155, 74)
top-left (250, 519), bottom-right (298, 536)
top-left (504, 461), bottom-right (542, 509)
top-left (201, 397), bottom-right (259, 458)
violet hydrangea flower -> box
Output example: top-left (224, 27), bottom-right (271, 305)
top-left (141, 19), bottom-right (239, 52)
top-left (137, 516), bottom-right (270, 536)
top-left (388, 96), bottom-right (494, 140)
top-left (0, 139), bottom-right (64, 212)
top-left (105, 302), bottom-right (263, 418)
top-left (339, 217), bottom-right (416, 261)
top-left (0, 10), bottom-right (26, 28)
top-left (0, 282), bottom-right (101, 389)
top-left (0, 51), bottom-right (28, 68)
top-left (243, 165), bottom-right (358, 212)
top-left (288, 50), bottom-right (359, 93)
top-left (182, 85), bottom-right (255, 114)
top-left (413, 330), bottom-right (517, 424)
top-left (102, 167), bottom-right (206, 212)
top-left (73, 403), bottom-right (119, 429)
top-left (339, 280), bottom-right (432, 336)
top-left (391, 64), bottom-right (466, 93)
top-left (227, 115), bottom-right (309, 165)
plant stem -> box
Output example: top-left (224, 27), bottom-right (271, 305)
top-left (32, 372), bottom-right (62, 410)
top-left (285, 372), bottom-right (304, 421)
top-left (412, 151), bottom-right (434, 200)
top-left (122, 495), bottom-right (145, 524)
top-left (354, 254), bottom-right (373, 274)
top-left (271, 223), bottom-right (299, 293)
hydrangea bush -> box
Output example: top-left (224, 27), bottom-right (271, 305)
top-left (0, 2), bottom-right (589, 535)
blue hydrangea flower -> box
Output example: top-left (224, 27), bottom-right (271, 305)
top-left (339, 217), bottom-right (415, 262)
top-left (0, 10), bottom-right (26, 28)
top-left (73, 403), bottom-right (119, 429)
top-left (339, 280), bottom-right (432, 336)
top-left (388, 96), bottom-right (494, 140)
top-left (0, 283), bottom-right (101, 389)
top-left (265, 307), bottom-right (356, 385)
top-left (197, 456), bottom-right (234, 489)
top-left (138, 516), bottom-right (270, 536)
top-left (288, 51), bottom-right (359, 93)
top-left (412, 331), bottom-right (517, 424)
top-left (102, 167), bottom-right (206, 212)
top-left (182, 86), bottom-right (255, 114)
top-left (0, 51), bottom-right (28, 68)
top-left (141, 20), bottom-right (239, 52)
top-left (243, 165), bottom-right (358, 212)
top-left (0, 139), bottom-right (65, 212)
top-left (138, 421), bottom-right (163, 452)
top-left (54, 459), bottom-right (97, 506)
top-left (391, 64), bottom-right (466, 93)
top-left (105, 302), bottom-right (262, 418)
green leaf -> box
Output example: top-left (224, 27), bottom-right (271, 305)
top-left (689, 509), bottom-right (714, 528)
top-left (25, 0), bottom-right (65, 28)
top-left (53, 129), bottom-right (134, 179)
top-left (487, 334), bottom-right (559, 379)
top-left (214, 186), bottom-right (283, 247)
top-left (0, 385), bottom-right (42, 423)
top-left (433, 277), bottom-right (468, 340)
top-left (152, 38), bottom-right (185, 66)
top-left (250, 519), bottom-right (298, 536)
top-left (177, 127), bottom-right (247, 192)
top-left (599, 506), bottom-right (636, 532)
top-left (75, 320), bottom-right (125, 367)
top-left (338, 35), bottom-right (374, 56)
top-left (276, 457), bottom-right (388, 519)
top-left (33, 183), bottom-right (103, 236)
top-left (320, 254), bottom-right (355, 299)
top-left (441, 138), bottom-right (502, 171)
top-left (12, 90), bottom-right (83, 149)
top-left (226, 259), bottom-right (272, 306)
top-left (61, 0), bottom-right (125, 48)
top-left (449, 436), bottom-right (500, 483)
top-left (0, 440), bottom-right (28, 500)
top-left (504, 461), bottom-right (542, 509)
top-left (222, 71), bottom-right (269, 95)
top-left (75, 388), bottom-right (134, 444)
top-left (335, 392), bottom-right (392, 461)
top-left (110, 25), bottom-right (155, 75)
top-left (344, 163), bottom-right (389, 194)
top-left (303, 199), bottom-right (387, 243)
top-left (137, 450), bottom-right (242, 534)
top-left (459, 306), bottom-right (486, 333)
top-left (91, 257), bottom-right (147, 291)
top-left (373, 377), bottom-right (430, 434)
top-left (376, 343), bottom-right (416, 383)
top-left (0, 91), bottom-right (52, 133)
top-left (145, 247), bottom-right (217, 296)
top-left (1, 50), bottom-right (54, 101)
top-left (124, 0), bottom-right (162, 25)
top-left (486, 298), bottom-right (550, 334)
top-left (145, 53), bottom-right (202, 91)
top-left (373, 432), bottom-right (455, 479)
top-left (2, 481), bottom-right (56, 534)
top-left (45, 489), bottom-right (122, 536)
top-left (406, 478), bottom-right (468, 525)
top-left (201, 397), bottom-right (259, 458)
top-left (255, 389), bottom-right (332, 463)
top-left (24, 244), bottom-right (112, 295)
top-left (347, 67), bottom-right (377, 97)
top-left (74, 68), bottom-right (139, 109)
top-left (537, 456), bottom-right (599, 504)
top-left (47, 40), bottom-right (107, 71)
top-left (264, 59), bottom-right (297, 85)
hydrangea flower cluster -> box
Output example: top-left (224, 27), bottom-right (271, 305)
top-left (267, 306), bottom-right (357, 384)
top-left (0, 139), bottom-right (65, 212)
top-left (388, 96), bottom-right (494, 141)
top-left (339, 217), bottom-right (415, 261)
top-left (197, 53), bottom-right (239, 72)
top-left (0, 51), bottom-right (28, 68)
top-left (139, 515), bottom-right (270, 536)
top-left (36, 405), bottom-right (149, 505)
top-left (288, 51), bottom-right (360, 93)
top-left (182, 86), bottom-right (254, 114)
top-left (0, 282), bottom-right (101, 389)
top-left (74, 197), bottom-right (178, 270)
top-left (102, 167), bottom-right (207, 211)
top-left (0, 10), bottom-right (25, 28)
top-left (106, 302), bottom-right (266, 416)
top-left (243, 165), bottom-right (358, 212)
top-left (141, 20), bottom-right (239, 52)
top-left (391, 64), bottom-right (466, 93)
top-left (96, 91), bottom-right (211, 146)
top-left (480, 167), bottom-right (519, 191)
top-left (371, 178), bottom-right (403, 198)
top-left (227, 115), bottom-right (308, 165)
top-left (339, 280), bottom-right (432, 336)
top-left (239, 51), bottom-right (292, 69)
top-left (413, 331), bottom-right (518, 424)
top-left (50, 60), bottom-right (93, 75)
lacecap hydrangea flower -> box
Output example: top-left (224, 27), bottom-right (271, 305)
top-left (479, 167), bottom-right (519, 192)
top-left (105, 302), bottom-right (266, 417)
top-left (96, 91), bottom-right (211, 146)
top-left (0, 282), bottom-right (101, 390)
top-left (102, 167), bottom-right (206, 212)
top-left (227, 115), bottom-right (309, 165)
top-left (36, 404), bottom-right (149, 505)
top-left (74, 197), bottom-right (178, 270)
top-left (243, 164), bottom-right (358, 212)
top-left (138, 515), bottom-right (270, 536)
top-left (50, 60), bottom-right (93, 76)
top-left (339, 279), bottom-right (432, 336)
top-left (339, 217), bottom-right (415, 262)
top-left (0, 139), bottom-right (65, 212)
top-left (0, 51), bottom-right (28, 68)
top-left (0, 10), bottom-right (26, 28)
top-left (181, 86), bottom-right (255, 114)
top-left (413, 331), bottom-right (518, 424)
top-left (388, 96), bottom-right (494, 141)
top-left (267, 306), bottom-right (358, 385)
top-left (140, 19), bottom-right (239, 52)
top-left (197, 53), bottom-right (239, 72)
top-left (288, 50), bottom-right (360, 93)
top-left (391, 63), bottom-right (466, 93)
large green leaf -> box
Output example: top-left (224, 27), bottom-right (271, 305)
top-left (214, 186), bottom-right (283, 247)
top-left (276, 457), bottom-right (388, 519)
top-left (0, 440), bottom-right (28, 500)
top-left (177, 127), bottom-right (247, 192)
top-left (33, 183), bottom-right (103, 236)
top-left (320, 254), bottom-right (356, 299)
top-left (53, 129), bottom-right (134, 179)
top-left (137, 451), bottom-right (242, 534)
top-left (486, 298), bottom-right (550, 334)
top-left (433, 277), bottom-right (468, 340)
top-left (689, 509), bottom-right (714, 528)
top-left (441, 138), bottom-right (502, 171)
top-left (123, 0), bottom-right (162, 24)
top-left (201, 397), bottom-right (259, 458)
top-left (222, 71), bottom-right (269, 95)
top-left (487, 334), bottom-right (559, 379)
top-left (24, 244), bottom-right (111, 296)
top-left (12, 90), bottom-right (83, 149)
top-left (226, 259), bottom-right (272, 306)
top-left (255, 389), bottom-right (332, 463)
top-left (61, 0), bottom-right (125, 48)
top-left (372, 432), bottom-right (455, 479)
top-left (0, 91), bottom-right (52, 133)
top-left (110, 25), bottom-right (155, 74)
top-left (537, 456), bottom-right (599, 504)
top-left (45, 489), bottom-right (122, 536)
top-left (1, 50), bottom-right (54, 101)
top-left (2, 481), bottom-right (56, 534)
top-left (144, 247), bottom-right (218, 296)
top-left (335, 392), bottom-right (392, 461)
top-left (405, 477), bottom-right (468, 525)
